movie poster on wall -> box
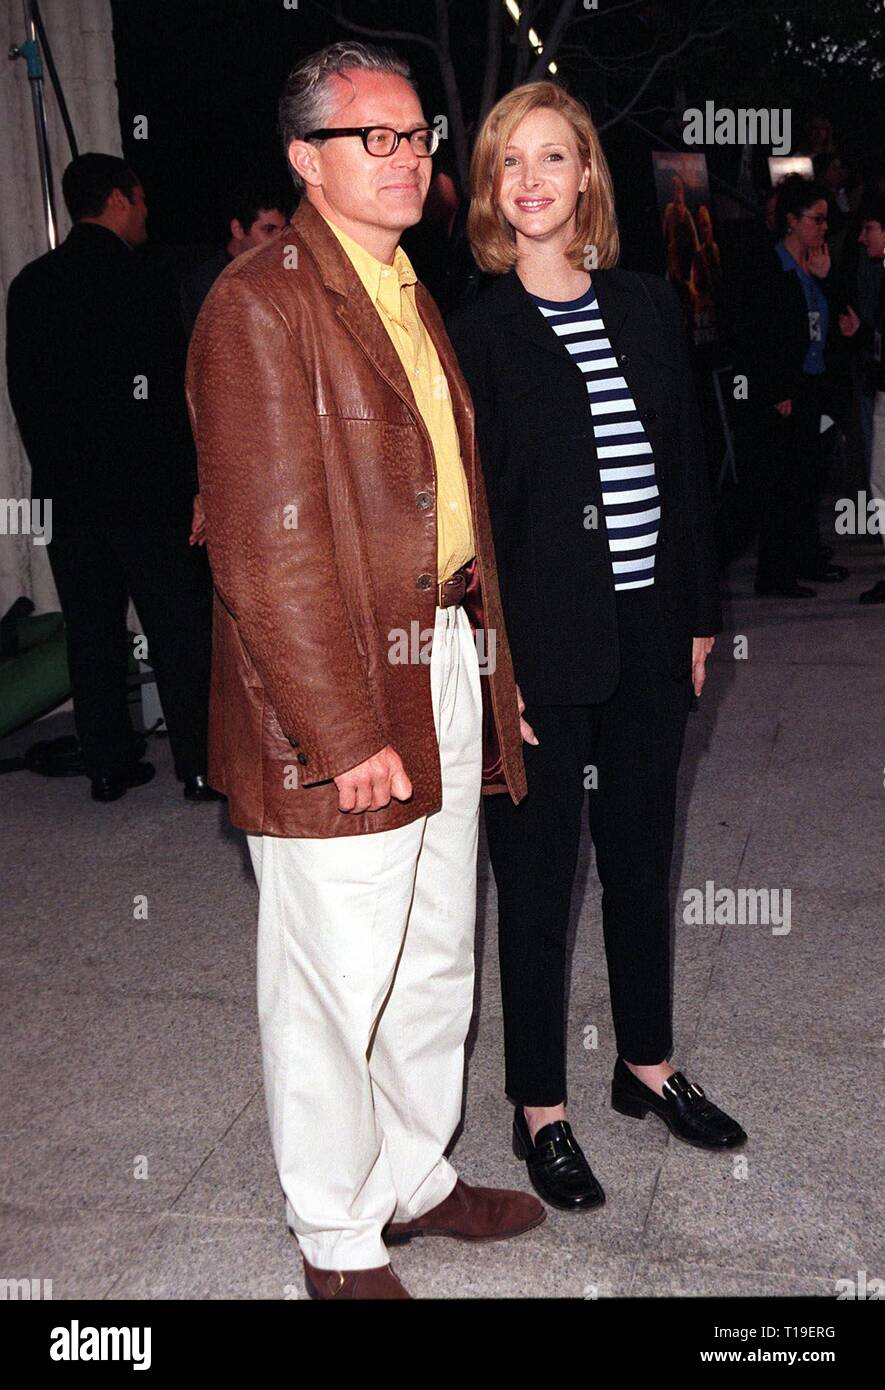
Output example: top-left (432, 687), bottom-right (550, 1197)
top-left (652, 152), bottom-right (720, 347)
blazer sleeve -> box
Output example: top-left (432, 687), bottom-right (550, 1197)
top-left (185, 274), bottom-right (388, 785)
top-left (655, 277), bottom-right (723, 637)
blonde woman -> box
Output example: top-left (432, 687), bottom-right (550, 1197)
top-left (448, 82), bottom-right (746, 1213)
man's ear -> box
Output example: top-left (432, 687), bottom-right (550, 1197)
top-left (229, 218), bottom-right (245, 242)
top-left (288, 139), bottom-right (322, 190)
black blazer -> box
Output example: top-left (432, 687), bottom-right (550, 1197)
top-left (6, 222), bottom-right (197, 528)
top-left (731, 241), bottom-right (842, 413)
top-left (447, 266), bottom-right (721, 706)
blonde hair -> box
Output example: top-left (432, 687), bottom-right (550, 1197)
top-left (467, 81), bottom-right (620, 274)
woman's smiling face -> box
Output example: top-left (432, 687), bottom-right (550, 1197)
top-left (497, 106), bottom-right (590, 249)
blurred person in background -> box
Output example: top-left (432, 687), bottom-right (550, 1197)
top-left (839, 192), bottom-right (885, 605)
top-left (733, 174), bottom-right (850, 596)
top-left (180, 180), bottom-right (290, 339)
top-left (6, 154), bottom-right (220, 803)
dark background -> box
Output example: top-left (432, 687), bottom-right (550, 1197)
top-left (108, 0), bottom-right (885, 273)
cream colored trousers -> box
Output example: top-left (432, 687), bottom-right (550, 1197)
top-left (247, 603), bottom-right (483, 1270)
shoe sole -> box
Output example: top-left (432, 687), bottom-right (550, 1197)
top-left (611, 1091), bottom-right (747, 1150)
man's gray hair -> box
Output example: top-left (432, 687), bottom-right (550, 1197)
top-left (279, 41), bottom-right (414, 194)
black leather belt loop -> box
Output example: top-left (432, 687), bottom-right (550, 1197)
top-left (437, 557), bottom-right (474, 608)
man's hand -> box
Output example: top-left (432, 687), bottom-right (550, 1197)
top-left (807, 242), bottom-right (831, 279)
top-left (334, 745), bottom-right (412, 813)
top-left (189, 493), bottom-right (207, 546)
top-left (517, 684), bottom-right (539, 745)
top-left (692, 636), bottom-right (715, 698)
top-left (839, 305), bottom-right (861, 337)
top-left (774, 399), bottom-right (792, 417)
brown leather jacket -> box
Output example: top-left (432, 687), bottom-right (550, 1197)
top-left (185, 199), bottom-right (527, 838)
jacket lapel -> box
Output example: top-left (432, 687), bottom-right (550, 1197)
top-left (291, 201), bottom-right (422, 426)
top-left (415, 284), bottom-right (477, 479)
top-left (291, 200), bottom-right (481, 511)
top-left (486, 268), bottom-right (576, 365)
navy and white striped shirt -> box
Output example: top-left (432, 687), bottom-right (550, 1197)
top-left (530, 285), bottom-right (660, 591)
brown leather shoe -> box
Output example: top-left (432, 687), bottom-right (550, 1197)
top-left (384, 1177), bottom-right (545, 1244)
top-left (302, 1256), bottom-right (411, 1299)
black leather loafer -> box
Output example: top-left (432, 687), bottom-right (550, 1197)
top-left (91, 761), bottom-right (155, 802)
top-left (512, 1108), bottom-right (605, 1212)
top-left (183, 774), bottom-right (226, 802)
top-left (611, 1057), bottom-right (747, 1150)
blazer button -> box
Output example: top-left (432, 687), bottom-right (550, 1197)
top-left (646, 408), bottom-right (658, 422)
top-left (288, 736), bottom-right (300, 748)
top-left (296, 752), bottom-right (308, 766)
top-left (618, 352), bottom-right (630, 366)
top-left (416, 573), bottom-right (433, 590)
top-left (416, 490), bottom-right (433, 510)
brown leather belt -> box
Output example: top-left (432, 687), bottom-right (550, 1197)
top-left (438, 558), bottom-right (474, 608)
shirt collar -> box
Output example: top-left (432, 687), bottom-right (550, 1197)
top-left (320, 213), bottom-right (416, 322)
top-left (776, 238), bottom-right (808, 278)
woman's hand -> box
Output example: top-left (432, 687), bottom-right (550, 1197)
top-left (774, 399), bottom-right (792, 417)
top-left (691, 636), bottom-right (715, 698)
top-left (806, 242), bottom-right (831, 279)
top-left (516, 684), bottom-right (539, 745)
top-left (839, 305), bottom-right (861, 337)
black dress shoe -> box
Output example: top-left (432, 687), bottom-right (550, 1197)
top-left (797, 563), bottom-right (849, 582)
top-left (754, 580), bottom-right (816, 598)
top-left (611, 1058), bottom-right (747, 1150)
top-left (182, 775), bottom-right (226, 802)
top-left (512, 1108), bottom-right (605, 1212)
top-left (90, 761), bottom-right (156, 802)
top-left (859, 579), bottom-right (885, 605)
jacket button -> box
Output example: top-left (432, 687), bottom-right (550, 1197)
top-left (288, 736), bottom-right (300, 748)
top-left (416, 573), bottom-right (433, 590)
top-left (646, 408), bottom-right (658, 422)
top-left (416, 490), bottom-right (433, 510)
top-left (296, 752), bottom-right (308, 766)
top-left (618, 352), bottom-right (629, 366)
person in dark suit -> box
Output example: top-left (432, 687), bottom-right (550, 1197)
top-left (731, 174), bottom-right (850, 597)
top-left (447, 81), bottom-right (746, 1214)
top-left (6, 153), bottom-right (220, 802)
top-left (179, 181), bottom-right (289, 340)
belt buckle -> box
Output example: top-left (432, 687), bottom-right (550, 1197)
top-left (438, 558), bottom-right (473, 608)
top-left (438, 570), bottom-right (467, 607)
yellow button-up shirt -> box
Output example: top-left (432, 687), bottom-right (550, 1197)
top-left (322, 215), bottom-right (474, 585)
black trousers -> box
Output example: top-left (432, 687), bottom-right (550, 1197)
top-left (739, 374), bottom-right (832, 589)
top-left (46, 508), bottom-right (213, 781)
top-left (483, 586), bottom-right (693, 1106)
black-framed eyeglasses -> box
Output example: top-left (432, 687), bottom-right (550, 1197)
top-left (303, 126), bottom-right (440, 157)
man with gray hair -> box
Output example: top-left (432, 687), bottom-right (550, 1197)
top-left (186, 42), bottom-right (541, 1298)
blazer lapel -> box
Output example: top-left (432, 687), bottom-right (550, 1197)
top-left (292, 201), bottom-right (422, 426)
top-left (488, 268), bottom-right (577, 366)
